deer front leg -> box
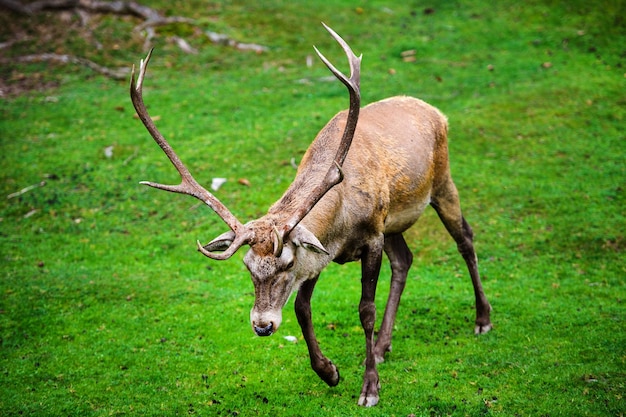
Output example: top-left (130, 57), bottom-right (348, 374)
top-left (294, 275), bottom-right (340, 386)
top-left (358, 240), bottom-right (384, 407)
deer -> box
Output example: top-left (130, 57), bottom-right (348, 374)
top-left (130, 24), bottom-right (492, 407)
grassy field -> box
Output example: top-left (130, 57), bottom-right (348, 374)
top-left (1, 1), bottom-right (624, 415)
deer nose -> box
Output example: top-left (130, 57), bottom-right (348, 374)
top-left (254, 322), bottom-right (274, 337)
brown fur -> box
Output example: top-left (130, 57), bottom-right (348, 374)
top-left (277, 96), bottom-right (447, 258)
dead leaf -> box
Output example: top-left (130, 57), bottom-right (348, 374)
top-left (401, 50), bottom-right (416, 62)
top-left (211, 178), bottom-right (227, 191)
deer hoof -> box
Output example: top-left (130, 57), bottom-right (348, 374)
top-left (358, 393), bottom-right (379, 407)
top-left (326, 364), bottom-right (340, 387)
top-left (316, 360), bottom-right (340, 387)
top-left (357, 377), bottom-right (381, 407)
top-left (474, 323), bottom-right (493, 334)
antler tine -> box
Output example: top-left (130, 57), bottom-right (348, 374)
top-left (196, 232), bottom-right (253, 260)
top-left (314, 22), bottom-right (362, 99)
top-left (130, 50), bottom-right (251, 259)
top-left (281, 24), bottom-right (362, 237)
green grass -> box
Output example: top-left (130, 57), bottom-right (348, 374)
top-left (1, 0), bottom-right (625, 415)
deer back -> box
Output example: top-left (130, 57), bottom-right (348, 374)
top-left (273, 96), bottom-right (450, 263)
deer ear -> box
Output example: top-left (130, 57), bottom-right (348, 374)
top-left (203, 230), bottom-right (236, 252)
top-left (291, 225), bottom-right (329, 255)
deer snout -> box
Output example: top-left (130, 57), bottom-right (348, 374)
top-left (250, 309), bottom-right (282, 337)
top-left (253, 322), bottom-right (274, 337)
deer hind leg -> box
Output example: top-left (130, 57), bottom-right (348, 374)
top-left (358, 238), bottom-right (384, 407)
top-left (294, 275), bottom-right (340, 387)
top-left (373, 233), bottom-right (413, 363)
top-left (431, 179), bottom-right (492, 334)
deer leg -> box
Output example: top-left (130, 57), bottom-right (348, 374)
top-left (374, 234), bottom-right (413, 363)
top-left (294, 275), bottom-right (340, 387)
top-left (431, 180), bottom-right (492, 334)
top-left (358, 239), bottom-right (384, 407)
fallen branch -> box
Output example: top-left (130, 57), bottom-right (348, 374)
top-left (0, 0), bottom-right (36, 15)
top-left (134, 16), bottom-right (195, 32)
top-left (7, 181), bottom-right (47, 199)
top-left (0, 53), bottom-right (129, 79)
top-left (169, 36), bottom-right (198, 55)
top-left (0, 0), bottom-right (194, 33)
top-left (1, 0), bottom-right (270, 53)
top-left (0, 35), bottom-right (31, 50)
top-left (0, 0), bottom-right (269, 82)
top-left (1, 0), bottom-right (171, 18)
top-left (206, 31), bottom-right (269, 53)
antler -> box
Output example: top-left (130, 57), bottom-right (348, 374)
top-left (281, 23), bottom-right (362, 237)
top-left (130, 49), bottom-right (253, 260)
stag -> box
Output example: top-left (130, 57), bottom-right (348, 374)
top-left (130, 24), bottom-right (492, 407)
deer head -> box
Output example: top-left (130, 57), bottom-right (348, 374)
top-left (130, 24), bottom-right (361, 336)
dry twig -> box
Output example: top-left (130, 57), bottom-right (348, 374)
top-left (1, 53), bottom-right (129, 79)
top-left (7, 181), bottom-right (47, 199)
top-left (0, 0), bottom-right (269, 80)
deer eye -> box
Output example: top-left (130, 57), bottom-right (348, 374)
top-left (286, 259), bottom-right (295, 270)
